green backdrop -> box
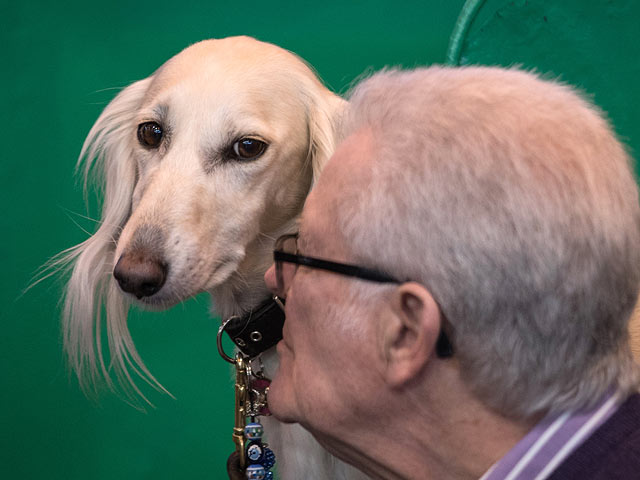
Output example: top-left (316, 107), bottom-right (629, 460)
top-left (2, 1), bottom-right (638, 479)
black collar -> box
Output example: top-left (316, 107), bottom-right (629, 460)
top-left (223, 297), bottom-right (286, 359)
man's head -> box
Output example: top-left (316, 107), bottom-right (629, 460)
top-left (265, 67), bottom-right (640, 434)
top-left (265, 130), bottom-right (389, 430)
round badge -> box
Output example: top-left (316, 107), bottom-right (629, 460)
top-left (247, 442), bottom-right (264, 462)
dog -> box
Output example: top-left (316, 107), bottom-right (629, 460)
top-left (59, 36), bottom-right (370, 480)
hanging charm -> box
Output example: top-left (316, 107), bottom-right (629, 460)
top-left (244, 421), bottom-right (276, 480)
top-left (219, 313), bottom-right (278, 478)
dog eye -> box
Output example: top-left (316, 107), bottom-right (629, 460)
top-left (233, 138), bottom-right (267, 160)
top-left (137, 122), bottom-right (163, 148)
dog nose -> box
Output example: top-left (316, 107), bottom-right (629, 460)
top-left (113, 252), bottom-right (167, 298)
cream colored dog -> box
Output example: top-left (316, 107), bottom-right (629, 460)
top-left (60, 36), bottom-right (369, 480)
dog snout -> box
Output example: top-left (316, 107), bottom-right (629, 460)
top-left (113, 252), bottom-right (168, 299)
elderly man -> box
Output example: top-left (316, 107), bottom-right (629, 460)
top-left (262, 67), bottom-right (640, 479)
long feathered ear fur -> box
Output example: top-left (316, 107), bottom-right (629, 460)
top-left (307, 91), bottom-right (347, 186)
top-left (59, 77), bottom-right (168, 404)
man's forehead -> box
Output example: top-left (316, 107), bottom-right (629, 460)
top-left (298, 128), bottom-right (374, 250)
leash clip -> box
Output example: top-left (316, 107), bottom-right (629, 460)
top-left (217, 315), bottom-right (239, 364)
top-left (227, 350), bottom-right (276, 477)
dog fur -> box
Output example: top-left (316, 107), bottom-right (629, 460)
top-left (59, 36), bottom-right (370, 480)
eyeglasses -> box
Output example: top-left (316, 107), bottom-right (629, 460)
top-left (273, 233), bottom-right (398, 293)
top-left (272, 232), bottom-right (453, 358)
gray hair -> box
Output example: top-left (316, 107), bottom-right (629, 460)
top-left (337, 67), bottom-right (640, 418)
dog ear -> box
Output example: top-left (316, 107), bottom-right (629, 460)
top-left (79, 78), bottom-right (152, 226)
top-left (307, 92), bottom-right (347, 185)
top-left (62, 77), bottom-right (166, 403)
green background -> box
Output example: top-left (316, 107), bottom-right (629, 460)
top-left (2, 1), bottom-right (638, 478)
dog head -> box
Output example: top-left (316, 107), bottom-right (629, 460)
top-left (63, 36), bottom-right (345, 397)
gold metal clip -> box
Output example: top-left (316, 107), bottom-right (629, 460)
top-left (233, 353), bottom-right (249, 469)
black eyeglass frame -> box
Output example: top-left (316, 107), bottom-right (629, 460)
top-left (273, 233), bottom-right (453, 358)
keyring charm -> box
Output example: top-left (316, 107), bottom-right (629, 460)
top-left (217, 315), bottom-right (240, 363)
top-left (244, 421), bottom-right (276, 479)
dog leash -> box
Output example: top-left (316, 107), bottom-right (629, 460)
top-left (217, 297), bottom-right (286, 479)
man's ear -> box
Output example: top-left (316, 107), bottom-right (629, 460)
top-left (380, 282), bottom-right (442, 387)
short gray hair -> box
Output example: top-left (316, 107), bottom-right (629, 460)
top-left (337, 67), bottom-right (640, 418)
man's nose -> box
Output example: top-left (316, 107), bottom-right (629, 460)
top-left (264, 263), bottom-right (277, 293)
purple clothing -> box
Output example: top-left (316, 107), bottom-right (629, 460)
top-left (480, 392), bottom-right (640, 480)
top-left (547, 393), bottom-right (640, 480)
